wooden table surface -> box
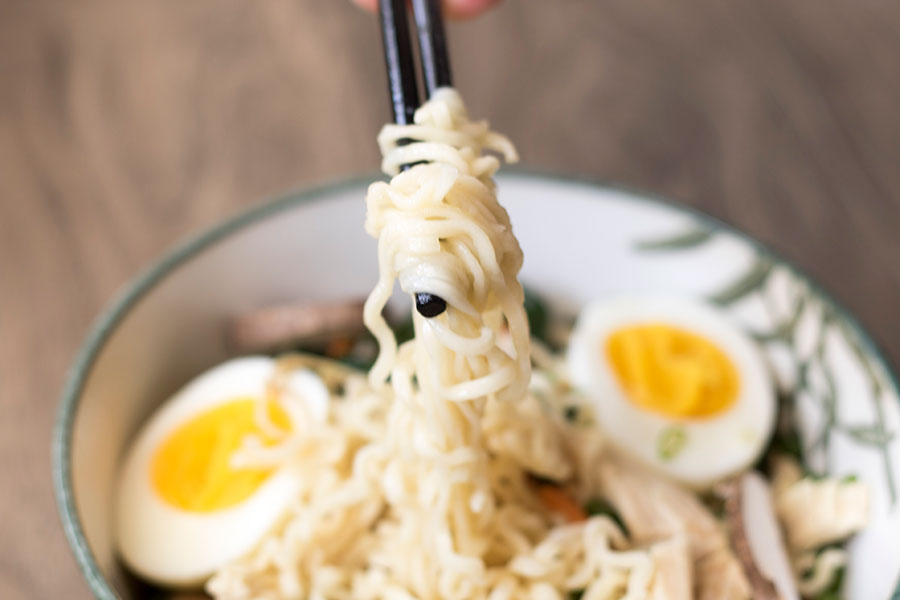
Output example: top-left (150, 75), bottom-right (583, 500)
top-left (2, 1), bottom-right (899, 597)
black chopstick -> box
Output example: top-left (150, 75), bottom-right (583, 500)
top-left (378, 0), bottom-right (420, 126)
top-left (411, 0), bottom-right (453, 96)
top-left (377, 0), bottom-right (454, 171)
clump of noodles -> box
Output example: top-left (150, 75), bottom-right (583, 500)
top-left (208, 90), bottom-right (671, 600)
top-left (364, 87), bottom-right (530, 415)
top-left (209, 356), bottom-right (660, 600)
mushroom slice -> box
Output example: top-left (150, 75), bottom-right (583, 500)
top-left (724, 471), bottom-right (799, 600)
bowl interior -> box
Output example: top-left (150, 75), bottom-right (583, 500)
top-left (55, 172), bottom-right (900, 599)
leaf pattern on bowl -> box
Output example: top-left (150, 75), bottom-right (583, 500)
top-left (637, 226), bottom-right (897, 506)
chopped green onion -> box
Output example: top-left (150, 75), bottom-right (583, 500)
top-left (657, 426), bottom-right (688, 461)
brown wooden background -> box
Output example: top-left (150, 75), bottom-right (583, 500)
top-left (1, 1), bottom-right (899, 597)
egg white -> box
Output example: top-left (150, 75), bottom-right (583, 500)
top-left (115, 356), bottom-right (328, 587)
top-left (567, 296), bottom-right (776, 488)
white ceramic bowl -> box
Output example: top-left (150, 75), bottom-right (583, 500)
top-left (53, 172), bottom-right (900, 599)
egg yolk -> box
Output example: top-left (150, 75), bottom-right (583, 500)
top-left (605, 324), bottom-right (739, 418)
top-left (151, 398), bottom-right (291, 512)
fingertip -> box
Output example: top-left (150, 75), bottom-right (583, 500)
top-left (444, 0), bottom-right (501, 19)
top-left (353, 0), bottom-right (500, 19)
top-left (351, 0), bottom-right (378, 12)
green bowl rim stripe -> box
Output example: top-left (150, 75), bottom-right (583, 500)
top-left (51, 168), bottom-right (900, 600)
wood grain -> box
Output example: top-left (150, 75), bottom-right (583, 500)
top-left (1, 1), bottom-right (898, 597)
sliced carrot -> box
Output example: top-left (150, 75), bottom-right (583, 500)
top-left (324, 336), bottom-right (354, 359)
top-left (535, 484), bottom-right (587, 523)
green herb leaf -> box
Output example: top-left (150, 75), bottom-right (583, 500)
top-left (657, 426), bottom-right (688, 461)
top-left (337, 355), bottom-right (375, 371)
top-left (584, 498), bottom-right (629, 536)
top-left (773, 427), bottom-right (804, 464)
top-left (523, 287), bottom-right (549, 345)
top-left (393, 315), bottom-right (415, 346)
top-left (813, 566), bottom-right (844, 600)
top-left (568, 590), bottom-right (585, 600)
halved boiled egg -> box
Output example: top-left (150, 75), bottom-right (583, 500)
top-left (567, 296), bottom-right (775, 487)
top-left (115, 356), bottom-right (329, 587)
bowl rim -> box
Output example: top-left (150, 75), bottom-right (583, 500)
top-left (52, 169), bottom-right (900, 600)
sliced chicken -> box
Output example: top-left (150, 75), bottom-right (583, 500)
top-left (596, 452), bottom-right (751, 600)
top-left (695, 547), bottom-right (754, 600)
top-left (774, 476), bottom-right (869, 551)
top-left (648, 535), bottom-right (692, 600)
